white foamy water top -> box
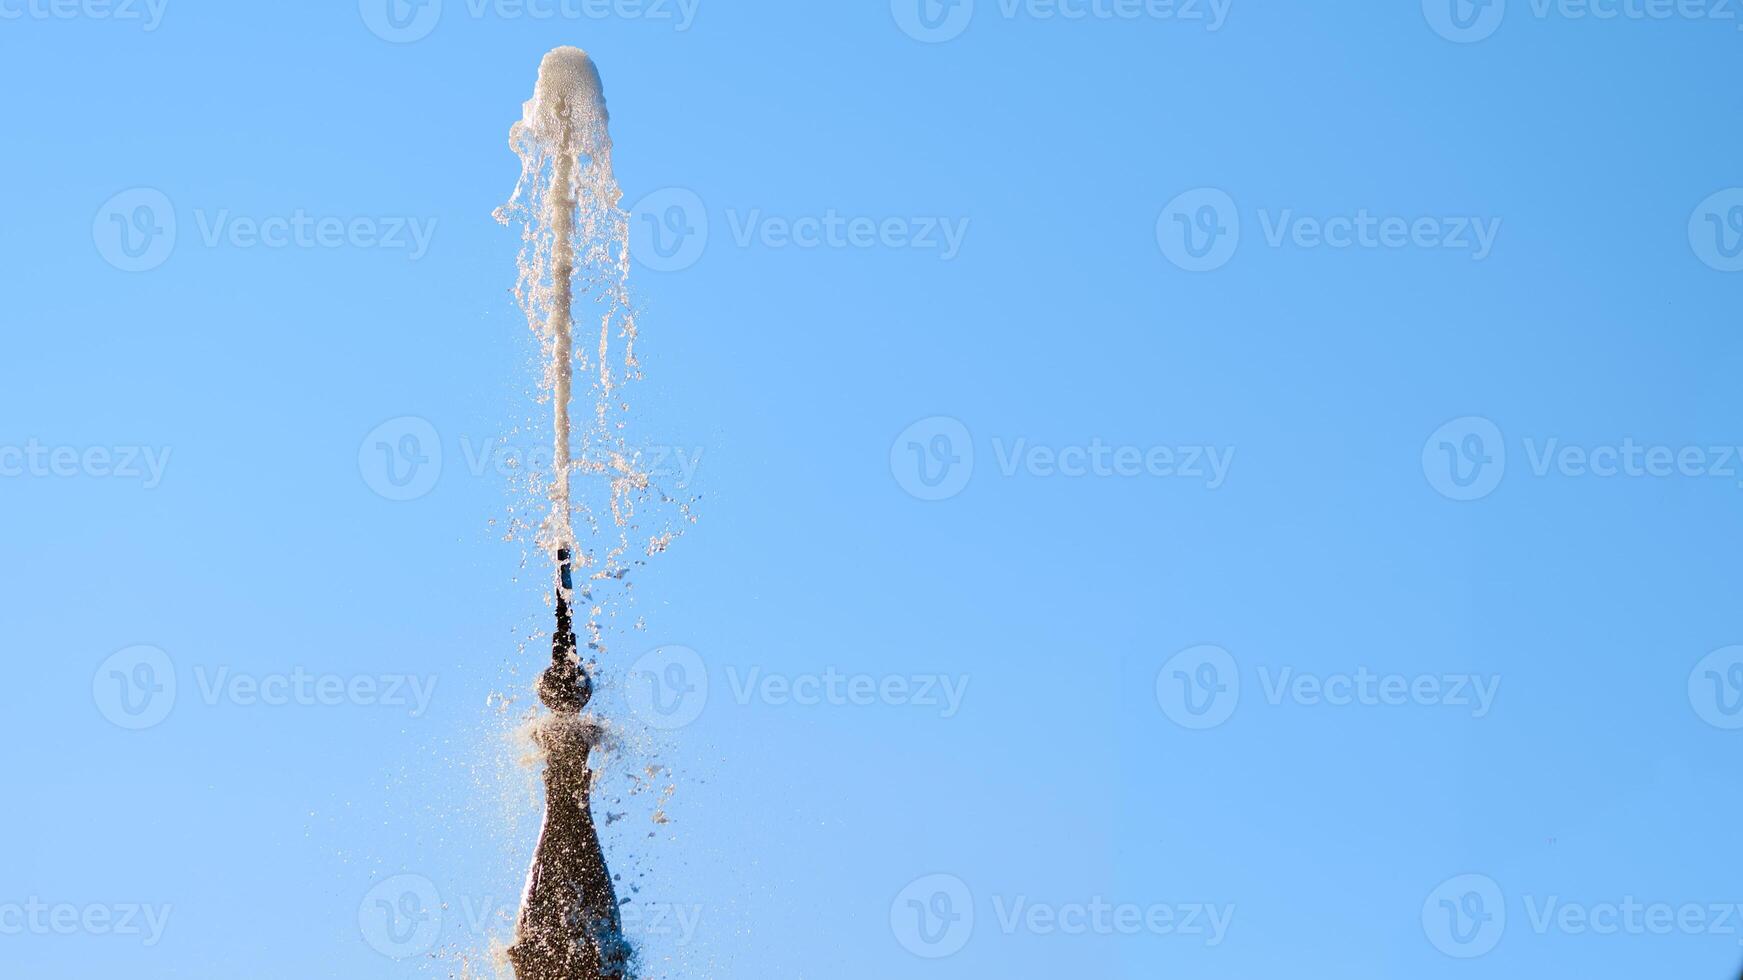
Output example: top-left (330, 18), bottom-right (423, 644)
top-left (520, 46), bottom-right (608, 150)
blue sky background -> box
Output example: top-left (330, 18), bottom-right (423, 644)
top-left (4, 1), bottom-right (1743, 977)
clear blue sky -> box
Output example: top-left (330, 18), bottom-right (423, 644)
top-left (4, 1), bottom-right (1743, 977)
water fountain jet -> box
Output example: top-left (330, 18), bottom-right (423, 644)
top-left (506, 546), bottom-right (628, 980)
top-left (501, 46), bottom-right (633, 980)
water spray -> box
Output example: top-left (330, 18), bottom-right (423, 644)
top-left (506, 544), bottom-right (628, 979)
top-left (501, 46), bottom-right (633, 980)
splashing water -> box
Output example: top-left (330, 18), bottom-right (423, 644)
top-left (486, 47), bottom-right (698, 980)
top-left (496, 47), bottom-right (687, 664)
